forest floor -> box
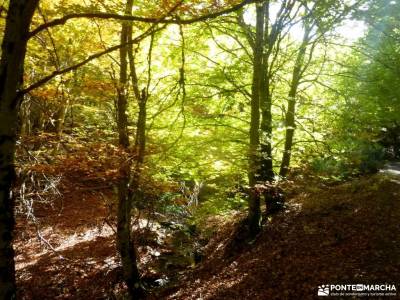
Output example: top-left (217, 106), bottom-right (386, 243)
top-left (14, 162), bottom-right (400, 299)
top-left (158, 171), bottom-right (400, 299)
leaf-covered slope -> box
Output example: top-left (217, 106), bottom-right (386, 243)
top-left (159, 174), bottom-right (400, 299)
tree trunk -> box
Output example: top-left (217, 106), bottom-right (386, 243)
top-left (279, 93), bottom-right (296, 177)
top-left (259, 72), bottom-right (274, 182)
top-left (127, 24), bottom-right (148, 165)
top-left (259, 2), bottom-right (275, 182)
top-left (247, 3), bottom-right (265, 236)
top-left (20, 97), bottom-right (31, 135)
top-left (116, 0), bottom-right (144, 298)
top-left (55, 90), bottom-right (69, 138)
top-left (135, 90), bottom-right (147, 164)
top-left (116, 8), bottom-right (130, 148)
top-left (0, 1), bottom-right (39, 298)
top-left (279, 26), bottom-right (311, 177)
top-left (117, 161), bottom-right (143, 299)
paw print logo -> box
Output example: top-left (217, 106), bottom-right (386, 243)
top-left (318, 285), bottom-right (330, 296)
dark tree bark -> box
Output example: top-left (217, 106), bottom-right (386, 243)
top-left (116, 4), bottom-right (131, 148)
top-left (115, 1), bottom-right (143, 299)
top-left (135, 90), bottom-right (147, 164)
top-left (117, 162), bottom-right (143, 299)
top-left (0, 1), bottom-right (39, 298)
top-left (127, 27), bottom-right (149, 165)
top-left (279, 25), bottom-right (311, 177)
top-left (247, 3), bottom-right (265, 236)
top-left (258, 0), bottom-right (297, 181)
top-left (259, 2), bottom-right (274, 182)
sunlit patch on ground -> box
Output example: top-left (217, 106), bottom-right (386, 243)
top-left (14, 164), bottom-right (400, 299)
top-left (14, 186), bottom-right (123, 299)
top-left (380, 162), bottom-right (400, 176)
top-left (158, 173), bottom-right (400, 299)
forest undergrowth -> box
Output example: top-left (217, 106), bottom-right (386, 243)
top-left (14, 136), bottom-right (400, 299)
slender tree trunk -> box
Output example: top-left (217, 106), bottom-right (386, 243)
top-left (20, 97), bottom-right (31, 135)
top-left (259, 71), bottom-right (274, 182)
top-left (55, 90), bottom-right (69, 138)
top-left (126, 17), bottom-right (149, 222)
top-left (259, 85), bottom-right (274, 181)
top-left (259, 2), bottom-right (275, 182)
top-left (53, 91), bottom-right (69, 153)
top-left (279, 26), bottom-right (311, 177)
top-left (247, 3), bottom-right (265, 236)
top-left (279, 93), bottom-right (296, 177)
top-left (127, 24), bottom-right (148, 165)
top-left (0, 1), bottom-right (39, 298)
top-left (117, 161), bottom-right (143, 299)
top-left (135, 91), bottom-right (147, 164)
top-left (116, 0), bottom-right (144, 298)
top-left (116, 9), bottom-right (130, 148)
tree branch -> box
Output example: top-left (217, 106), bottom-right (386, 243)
top-left (20, 25), bottom-right (165, 95)
top-left (29, 0), bottom-right (257, 38)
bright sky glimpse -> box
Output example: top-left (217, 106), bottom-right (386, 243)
top-left (243, 3), bottom-right (367, 43)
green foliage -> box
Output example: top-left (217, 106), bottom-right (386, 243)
top-left (192, 186), bottom-right (247, 228)
top-left (310, 142), bottom-right (385, 180)
top-left (195, 192), bottom-right (247, 218)
top-left (16, 0), bottom-right (400, 223)
top-left (158, 191), bottom-right (189, 219)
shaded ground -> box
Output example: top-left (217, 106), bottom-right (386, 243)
top-left (156, 173), bottom-right (400, 299)
top-left (15, 177), bottom-right (122, 299)
top-left (14, 168), bottom-right (400, 299)
top-left (14, 137), bottom-right (184, 299)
